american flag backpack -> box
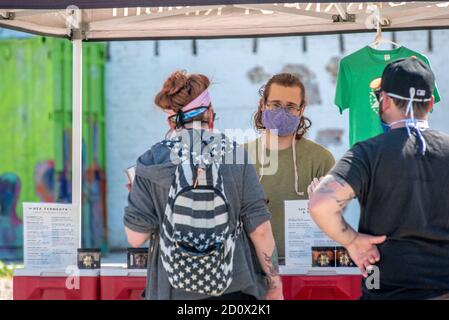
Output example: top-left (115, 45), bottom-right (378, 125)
top-left (159, 134), bottom-right (242, 296)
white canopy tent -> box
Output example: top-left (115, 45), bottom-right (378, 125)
top-left (1, 1), bottom-right (449, 246)
top-left (1, 2), bottom-right (449, 39)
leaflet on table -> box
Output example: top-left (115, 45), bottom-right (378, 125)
top-left (23, 202), bottom-right (79, 269)
top-left (124, 165), bottom-right (136, 185)
top-left (284, 200), bottom-right (358, 274)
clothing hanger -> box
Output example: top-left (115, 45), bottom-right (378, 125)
top-left (370, 13), bottom-right (401, 49)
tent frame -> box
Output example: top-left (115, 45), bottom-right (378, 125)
top-left (72, 29), bottom-right (83, 246)
top-left (1, 2), bottom-right (449, 41)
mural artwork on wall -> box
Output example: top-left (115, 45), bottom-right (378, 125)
top-left (0, 37), bottom-right (107, 259)
top-left (0, 173), bottom-right (23, 259)
top-left (57, 128), bottom-right (72, 203)
top-left (58, 127), bottom-right (108, 249)
top-left (35, 160), bottom-right (56, 203)
top-left (82, 123), bottom-right (108, 249)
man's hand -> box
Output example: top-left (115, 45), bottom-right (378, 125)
top-left (345, 233), bottom-right (387, 278)
top-left (307, 177), bottom-right (324, 197)
top-left (264, 277), bottom-right (284, 300)
top-left (309, 174), bottom-right (388, 278)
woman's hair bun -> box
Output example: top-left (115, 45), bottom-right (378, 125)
top-left (154, 70), bottom-right (210, 112)
top-left (163, 70), bottom-right (189, 96)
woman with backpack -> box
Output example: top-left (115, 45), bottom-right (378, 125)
top-left (124, 70), bottom-right (283, 300)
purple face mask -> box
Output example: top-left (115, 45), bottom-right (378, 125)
top-left (262, 108), bottom-right (301, 136)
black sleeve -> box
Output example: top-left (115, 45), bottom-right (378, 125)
top-left (328, 143), bottom-right (371, 202)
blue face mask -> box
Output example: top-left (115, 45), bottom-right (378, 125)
top-left (378, 97), bottom-right (390, 133)
top-left (380, 120), bottom-right (391, 133)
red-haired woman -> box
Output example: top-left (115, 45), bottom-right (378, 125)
top-left (124, 71), bottom-right (283, 300)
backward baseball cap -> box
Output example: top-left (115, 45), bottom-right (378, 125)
top-left (370, 56), bottom-right (435, 101)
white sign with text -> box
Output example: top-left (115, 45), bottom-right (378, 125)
top-left (23, 202), bottom-right (79, 269)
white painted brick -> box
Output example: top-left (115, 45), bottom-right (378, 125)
top-left (106, 31), bottom-right (449, 248)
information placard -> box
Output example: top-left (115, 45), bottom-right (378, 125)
top-left (284, 200), bottom-right (359, 275)
top-left (23, 202), bottom-right (79, 269)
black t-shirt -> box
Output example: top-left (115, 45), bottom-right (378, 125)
top-left (330, 127), bottom-right (449, 300)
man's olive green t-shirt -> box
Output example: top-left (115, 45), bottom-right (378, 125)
top-left (245, 138), bottom-right (335, 259)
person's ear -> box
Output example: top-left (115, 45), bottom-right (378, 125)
top-left (426, 96), bottom-right (435, 113)
top-left (380, 92), bottom-right (391, 111)
top-left (298, 104), bottom-right (306, 117)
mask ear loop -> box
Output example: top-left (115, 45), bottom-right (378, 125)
top-left (405, 87), bottom-right (416, 133)
top-left (405, 87), bottom-right (427, 155)
top-left (292, 136), bottom-right (305, 196)
top-left (259, 102), bottom-right (268, 182)
top-left (175, 110), bottom-right (186, 129)
top-left (259, 130), bottom-right (304, 196)
top-left (259, 132), bottom-right (266, 182)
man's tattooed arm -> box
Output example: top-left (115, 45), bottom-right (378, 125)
top-left (263, 248), bottom-right (280, 290)
top-left (309, 175), bottom-right (358, 247)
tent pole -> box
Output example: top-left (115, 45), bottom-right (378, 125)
top-left (72, 37), bottom-right (83, 248)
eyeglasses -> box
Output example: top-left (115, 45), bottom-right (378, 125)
top-left (266, 100), bottom-right (302, 114)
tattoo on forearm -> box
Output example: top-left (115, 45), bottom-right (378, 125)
top-left (316, 176), bottom-right (340, 195)
top-left (263, 248), bottom-right (280, 290)
top-left (315, 175), bottom-right (355, 212)
top-left (316, 176), bottom-right (354, 195)
top-left (263, 249), bottom-right (279, 275)
top-left (265, 276), bottom-right (276, 290)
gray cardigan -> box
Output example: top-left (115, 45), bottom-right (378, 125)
top-left (124, 134), bottom-right (271, 300)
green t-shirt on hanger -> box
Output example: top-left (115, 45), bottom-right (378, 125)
top-left (335, 45), bottom-right (441, 146)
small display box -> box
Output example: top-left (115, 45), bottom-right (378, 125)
top-left (78, 248), bottom-right (101, 269)
top-left (127, 248), bottom-right (149, 269)
top-left (13, 268), bottom-right (100, 300)
top-left (100, 264), bottom-right (147, 300)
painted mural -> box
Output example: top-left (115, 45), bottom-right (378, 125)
top-left (0, 37), bottom-right (107, 260)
